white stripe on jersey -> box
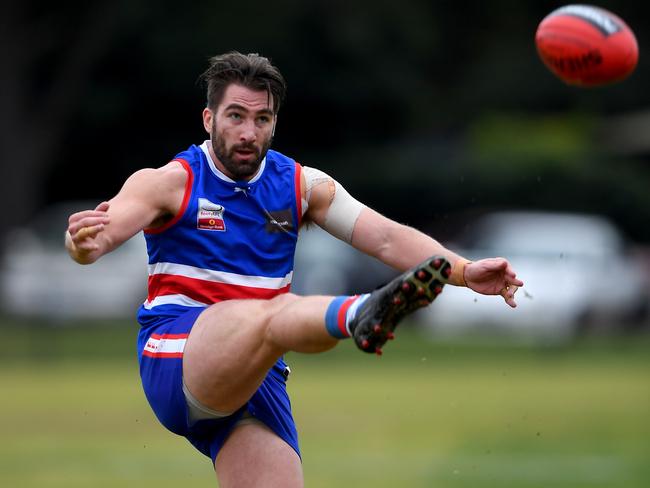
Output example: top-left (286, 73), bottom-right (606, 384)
top-left (148, 262), bottom-right (293, 290)
top-left (143, 336), bottom-right (187, 355)
top-left (143, 294), bottom-right (208, 310)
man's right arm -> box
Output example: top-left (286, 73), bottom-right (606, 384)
top-left (65, 162), bottom-right (188, 264)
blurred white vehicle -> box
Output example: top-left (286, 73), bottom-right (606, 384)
top-left (0, 201), bottom-right (148, 320)
top-left (419, 211), bottom-right (649, 342)
top-left (292, 225), bottom-right (397, 296)
top-left (0, 204), bottom-right (394, 320)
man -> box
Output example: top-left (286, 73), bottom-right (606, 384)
top-left (66, 51), bottom-right (523, 487)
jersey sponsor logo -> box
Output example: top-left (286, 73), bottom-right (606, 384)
top-left (265, 208), bottom-right (294, 233)
top-left (197, 198), bottom-right (226, 231)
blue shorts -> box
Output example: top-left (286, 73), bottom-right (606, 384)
top-left (137, 307), bottom-right (300, 462)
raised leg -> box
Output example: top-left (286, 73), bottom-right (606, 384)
top-left (183, 256), bottom-right (451, 414)
top-left (182, 293), bottom-right (337, 414)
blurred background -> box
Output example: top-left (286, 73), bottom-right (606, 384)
top-left (1, 0), bottom-right (648, 487)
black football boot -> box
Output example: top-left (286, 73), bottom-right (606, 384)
top-left (348, 256), bottom-right (451, 355)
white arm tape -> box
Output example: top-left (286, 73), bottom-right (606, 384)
top-left (303, 166), bottom-right (366, 243)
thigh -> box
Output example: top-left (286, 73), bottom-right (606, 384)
top-left (215, 422), bottom-right (303, 488)
top-left (138, 307), bottom-right (300, 463)
top-left (182, 296), bottom-right (293, 413)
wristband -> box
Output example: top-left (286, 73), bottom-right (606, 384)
top-left (450, 258), bottom-right (472, 286)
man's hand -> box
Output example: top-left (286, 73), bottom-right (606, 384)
top-left (66, 201), bottom-right (111, 264)
top-left (464, 258), bottom-right (524, 308)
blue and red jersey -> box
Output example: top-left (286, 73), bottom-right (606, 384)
top-left (137, 141), bottom-right (303, 351)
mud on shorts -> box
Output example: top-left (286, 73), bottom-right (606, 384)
top-left (137, 307), bottom-right (299, 462)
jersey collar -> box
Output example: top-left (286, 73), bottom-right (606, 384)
top-left (201, 141), bottom-right (266, 184)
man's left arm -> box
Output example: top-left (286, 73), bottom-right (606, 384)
top-left (303, 166), bottom-right (523, 307)
top-left (351, 207), bottom-right (465, 279)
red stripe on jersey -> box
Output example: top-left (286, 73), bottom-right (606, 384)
top-left (294, 162), bottom-right (303, 227)
top-left (142, 351), bottom-right (184, 358)
top-left (150, 333), bottom-right (189, 340)
top-left (147, 274), bottom-right (290, 304)
top-left (145, 158), bottom-right (194, 234)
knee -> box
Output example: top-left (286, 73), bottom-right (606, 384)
top-left (262, 293), bottom-right (300, 343)
top-left (269, 293), bottom-right (299, 308)
top-left (263, 293), bottom-right (300, 325)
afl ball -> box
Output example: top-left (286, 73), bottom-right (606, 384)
top-left (535, 5), bottom-right (638, 86)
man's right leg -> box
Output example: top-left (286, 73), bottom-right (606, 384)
top-left (182, 255), bottom-right (451, 414)
top-left (182, 293), bottom-right (338, 414)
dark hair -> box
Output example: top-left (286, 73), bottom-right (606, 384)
top-left (199, 51), bottom-right (286, 114)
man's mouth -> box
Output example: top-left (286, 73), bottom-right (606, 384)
top-left (234, 147), bottom-right (257, 158)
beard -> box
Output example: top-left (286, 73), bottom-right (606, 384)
top-left (210, 121), bottom-right (272, 180)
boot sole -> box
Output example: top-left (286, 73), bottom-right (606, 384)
top-left (352, 256), bottom-right (451, 355)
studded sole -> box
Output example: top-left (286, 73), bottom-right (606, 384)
top-left (351, 256), bottom-right (451, 355)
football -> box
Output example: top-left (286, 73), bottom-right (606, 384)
top-left (535, 4), bottom-right (638, 87)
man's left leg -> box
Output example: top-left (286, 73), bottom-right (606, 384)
top-left (215, 422), bottom-right (303, 488)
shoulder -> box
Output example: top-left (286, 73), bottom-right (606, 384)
top-left (118, 161), bottom-right (190, 215)
top-left (157, 160), bottom-right (191, 188)
top-left (127, 161), bottom-right (188, 190)
top-left (114, 160), bottom-right (192, 229)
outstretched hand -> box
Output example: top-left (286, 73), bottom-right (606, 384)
top-left (464, 258), bottom-right (524, 308)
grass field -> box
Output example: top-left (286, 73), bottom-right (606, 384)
top-left (1, 318), bottom-right (648, 487)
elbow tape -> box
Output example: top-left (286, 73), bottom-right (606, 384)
top-left (303, 166), bottom-right (365, 243)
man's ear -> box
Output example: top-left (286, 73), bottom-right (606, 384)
top-left (202, 107), bottom-right (213, 133)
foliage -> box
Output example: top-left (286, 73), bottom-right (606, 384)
top-left (5, 1), bottom-right (650, 243)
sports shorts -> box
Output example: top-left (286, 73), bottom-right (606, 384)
top-left (137, 306), bottom-right (300, 462)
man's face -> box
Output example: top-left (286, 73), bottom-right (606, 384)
top-left (203, 84), bottom-right (276, 181)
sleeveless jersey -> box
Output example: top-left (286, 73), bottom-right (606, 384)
top-left (136, 141), bottom-right (303, 335)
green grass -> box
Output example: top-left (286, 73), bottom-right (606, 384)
top-left (1, 318), bottom-right (648, 487)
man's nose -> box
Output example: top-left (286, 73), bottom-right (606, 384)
top-left (239, 120), bottom-right (256, 142)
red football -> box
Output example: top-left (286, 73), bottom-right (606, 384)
top-left (535, 4), bottom-right (638, 87)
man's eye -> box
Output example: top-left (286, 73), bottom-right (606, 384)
top-left (257, 116), bottom-right (270, 124)
top-left (228, 113), bottom-right (241, 120)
